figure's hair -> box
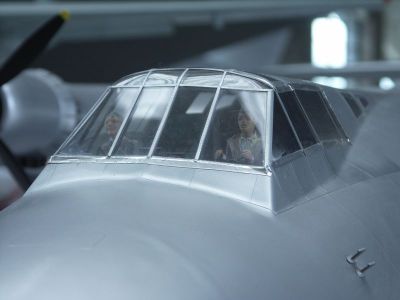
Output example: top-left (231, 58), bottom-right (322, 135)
top-left (237, 108), bottom-right (251, 120)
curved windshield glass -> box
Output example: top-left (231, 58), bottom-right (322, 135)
top-left (113, 87), bottom-right (174, 156)
top-left (58, 88), bottom-right (139, 156)
top-left (55, 69), bottom-right (273, 168)
top-left (154, 87), bottom-right (216, 158)
top-left (199, 89), bottom-right (268, 166)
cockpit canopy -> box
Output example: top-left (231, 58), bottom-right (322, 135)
top-left (57, 68), bottom-right (346, 169)
top-left (55, 69), bottom-right (277, 167)
top-left (50, 68), bottom-right (359, 211)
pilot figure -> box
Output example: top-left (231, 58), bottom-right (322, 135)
top-left (97, 112), bottom-right (122, 155)
top-left (215, 109), bottom-right (263, 165)
top-left (98, 112), bottom-right (139, 155)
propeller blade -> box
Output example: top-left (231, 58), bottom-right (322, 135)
top-left (0, 11), bottom-right (70, 86)
top-left (0, 139), bottom-right (31, 191)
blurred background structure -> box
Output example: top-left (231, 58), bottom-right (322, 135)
top-left (0, 0), bottom-right (396, 88)
top-left (0, 0), bottom-right (398, 205)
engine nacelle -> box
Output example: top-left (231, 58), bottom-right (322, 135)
top-left (0, 69), bottom-right (77, 156)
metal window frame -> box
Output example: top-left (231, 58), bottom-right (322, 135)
top-left (51, 87), bottom-right (112, 159)
top-left (295, 86), bottom-right (348, 143)
top-left (222, 72), bottom-right (269, 90)
top-left (111, 84), bottom-right (177, 88)
top-left (276, 89), bottom-right (318, 151)
top-left (147, 68), bottom-right (189, 157)
top-left (106, 70), bottom-right (154, 157)
top-left (144, 69), bottom-right (187, 86)
top-left (111, 84), bottom-right (271, 92)
top-left (51, 68), bottom-right (277, 173)
top-left (194, 71), bottom-right (227, 160)
top-left (290, 86), bottom-right (322, 145)
top-left (294, 87), bottom-right (349, 145)
top-left (180, 69), bottom-right (224, 88)
top-left (112, 68), bottom-right (272, 90)
top-left (272, 92), bottom-right (303, 159)
top-left (264, 90), bottom-right (274, 166)
top-left (193, 87), bottom-right (273, 166)
top-left (113, 70), bottom-right (149, 87)
top-left (319, 89), bottom-right (350, 143)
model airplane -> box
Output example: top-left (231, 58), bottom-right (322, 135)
top-left (0, 1), bottom-right (392, 202)
top-left (0, 11), bottom-right (107, 206)
top-left (0, 67), bottom-right (399, 299)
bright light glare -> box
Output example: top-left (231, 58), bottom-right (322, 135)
top-left (312, 14), bottom-right (348, 68)
top-left (379, 77), bottom-right (395, 90)
top-left (312, 76), bottom-right (348, 89)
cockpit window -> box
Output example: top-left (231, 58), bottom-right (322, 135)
top-left (58, 88), bottom-right (139, 156)
top-left (115, 72), bottom-right (147, 87)
top-left (153, 87), bottom-right (215, 158)
top-left (55, 69), bottom-right (275, 168)
top-left (199, 89), bottom-right (267, 166)
top-left (272, 98), bottom-right (301, 158)
top-left (222, 74), bottom-right (267, 90)
top-left (278, 91), bottom-right (316, 148)
top-left (145, 70), bottom-right (183, 85)
top-left (181, 69), bottom-right (223, 86)
top-left (113, 87), bottom-right (174, 156)
top-left (295, 89), bottom-right (344, 142)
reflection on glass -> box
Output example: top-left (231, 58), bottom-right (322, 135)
top-left (200, 89), bottom-right (267, 166)
top-left (113, 87), bottom-right (174, 156)
top-left (115, 72), bottom-right (148, 87)
top-left (272, 99), bottom-right (301, 158)
top-left (222, 74), bottom-right (267, 90)
top-left (279, 91), bottom-right (316, 148)
top-left (58, 88), bottom-right (139, 156)
top-left (181, 70), bottom-right (223, 87)
top-left (145, 70), bottom-right (183, 85)
top-left (154, 87), bottom-right (216, 158)
top-left (295, 90), bottom-right (341, 142)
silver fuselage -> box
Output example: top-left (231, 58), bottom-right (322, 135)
top-left (1, 73), bottom-right (400, 300)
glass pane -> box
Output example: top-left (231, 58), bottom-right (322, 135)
top-left (58, 88), bottom-right (140, 156)
top-left (272, 99), bottom-right (301, 158)
top-left (357, 95), bottom-right (369, 107)
top-left (200, 89), bottom-right (267, 166)
top-left (113, 87), bottom-right (174, 156)
top-left (154, 87), bottom-right (216, 158)
top-left (223, 73), bottom-right (267, 90)
top-left (181, 69), bottom-right (223, 86)
top-left (115, 72), bottom-right (148, 87)
top-left (341, 92), bottom-right (362, 118)
top-left (295, 90), bottom-right (340, 142)
top-left (145, 70), bottom-right (183, 85)
top-left (279, 91), bottom-right (316, 148)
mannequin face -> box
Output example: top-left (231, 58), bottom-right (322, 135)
top-left (237, 111), bottom-right (255, 137)
top-left (105, 114), bottom-right (122, 138)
